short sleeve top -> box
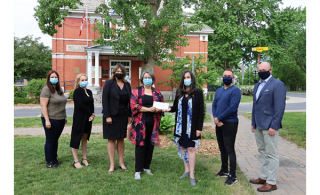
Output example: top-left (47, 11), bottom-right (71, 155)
top-left (40, 86), bottom-right (67, 120)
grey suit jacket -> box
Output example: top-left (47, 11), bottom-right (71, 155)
top-left (252, 76), bottom-right (286, 130)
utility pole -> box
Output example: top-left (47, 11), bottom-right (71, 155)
top-left (252, 47), bottom-right (268, 83)
top-left (192, 54), bottom-right (194, 73)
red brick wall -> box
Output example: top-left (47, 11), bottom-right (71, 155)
top-left (52, 16), bottom-right (210, 92)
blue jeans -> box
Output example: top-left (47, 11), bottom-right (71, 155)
top-left (41, 117), bottom-right (65, 164)
top-left (216, 121), bottom-right (238, 177)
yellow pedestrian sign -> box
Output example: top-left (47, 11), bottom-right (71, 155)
top-left (252, 47), bottom-right (268, 52)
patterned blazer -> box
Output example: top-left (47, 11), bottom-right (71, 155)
top-left (129, 86), bottom-right (164, 146)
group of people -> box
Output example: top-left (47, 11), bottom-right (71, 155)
top-left (39, 62), bottom-right (286, 191)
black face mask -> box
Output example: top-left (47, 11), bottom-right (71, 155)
top-left (115, 73), bottom-right (124, 80)
top-left (258, 70), bottom-right (271, 79)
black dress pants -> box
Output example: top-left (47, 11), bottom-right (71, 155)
top-left (216, 121), bottom-right (238, 177)
top-left (135, 122), bottom-right (154, 172)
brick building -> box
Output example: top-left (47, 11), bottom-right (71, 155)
top-left (52, 0), bottom-right (214, 100)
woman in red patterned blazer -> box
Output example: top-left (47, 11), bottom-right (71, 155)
top-left (129, 70), bottom-right (164, 180)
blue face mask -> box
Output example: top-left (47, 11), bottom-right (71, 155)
top-left (143, 78), bottom-right (153, 86)
top-left (258, 70), bottom-right (271, 79)
top-left (50, 78), bottom-right (58, 85)
top-left (184, 79), bottom-right (191, 86)
top-left (223, 77), bottom-right (233, 85)
top-left (80, 81), bottom-right (88, 88)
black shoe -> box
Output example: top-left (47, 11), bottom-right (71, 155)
top-left (46, 162), bottom-right (59, 168)
top-left (215, 170), bottom-right (229, 178)
top-left (53, 159), bottom-right (62, 165)
top-left (224, 174), bottom-right (238, 186)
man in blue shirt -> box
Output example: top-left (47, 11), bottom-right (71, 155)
top-left (249, 62), bottom-right (286, 192)
top-left (212, 68), bottom-right (241, 186)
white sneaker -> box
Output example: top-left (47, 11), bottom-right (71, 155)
top-left (135, 172), bottom-right (141, 180)
top-left (144, 169), bottom-right (153, 175)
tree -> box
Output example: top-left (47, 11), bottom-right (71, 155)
top-left (14, 36), bottom-right (52, 80)
top-left (189, 0), bottom-right (282, 70)
top-left (265, 6), bottom-right (306, 89)
top-left (34, 0), bottom-right (200, 73)
top-left (159, 55), bottom-right (211, 89)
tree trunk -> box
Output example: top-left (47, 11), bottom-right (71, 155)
top-left (141, 57), bottom-right (156, 75)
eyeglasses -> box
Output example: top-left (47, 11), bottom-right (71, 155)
top-left (144, 77), bottom-right (152, 79)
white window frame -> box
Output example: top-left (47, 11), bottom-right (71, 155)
top-left (110, 60), bottom-right (131, 83)
top-left (103, 20), bottom-right (112, 40)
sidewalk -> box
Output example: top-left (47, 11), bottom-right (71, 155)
top-left (235, 115), bottom-right (306, 195)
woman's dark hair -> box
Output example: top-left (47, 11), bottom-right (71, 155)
top-left (46, 70), bottom-right (64, 95)
top-left (111, 63), bottom-right (127, 82)
top-left (176, 70), bottom-right (197, 100)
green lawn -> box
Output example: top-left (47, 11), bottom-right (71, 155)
top-left (166, 95), bottom-right (254, 103)
top-left (287, 91), bottom-right (306, 93)
top-left (14, 135), bottom-right (255, 194)
top-left (242, 112), bottom-right (306, 148)
top-left (204, 114), bottom-right (212, 123)
top-left (15, 114), bottom-right (212, 128)
top-left (14, 116), bottom-right (104, 128)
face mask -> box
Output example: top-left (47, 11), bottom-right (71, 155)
top-left (115, 73), bottom-right (124, 80)
top-left (258, 70), bottom-right (271, 79)
top-left (50, 78), bottom-right (58, 85)
top-left (80, 81), bottom-right (88, 88)
top-left (184, 79), bottom-right (191, 86)
top-left (143, 78), bottom-right (153, 86)
top-left (223, 77), bottom-right (233, 85)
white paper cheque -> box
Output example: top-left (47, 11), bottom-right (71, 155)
top-left (153, 101), bottom-right (169, 110)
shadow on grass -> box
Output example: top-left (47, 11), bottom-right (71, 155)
top-left (14, 135), bottom-right (255, 194)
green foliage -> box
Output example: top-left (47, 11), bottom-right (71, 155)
top-left (14, 97), bottom-right (31, 105)
top-left (239, 86), bottom-right (254, 96)
top-left (16, 90), bottom-right (28, 98)
top-left (34, 0), bottom-right (201, 73)
top-left (265, 7), bottom-right (306, 90)
top-left (25, 79), bottom-right (46, 102)
top-left (93, 0), bottom-right (201, 73)
top-left (235, 63), bottom-right (259, 85)
top-left (159, 113), bottom-right (175, 135)
top-left (69, 90), bottom-right (74, 100)
top-left (14, 85), bottom-right (18, 97)
top-left (14, 36), bottom-right (52, 80)
top-left (34, 0), bottom-right (83, 36)
top-left (159, 55), bottom-right (210, 89)
top-left (190, 0), bottom-right (282, 70)
top-left (202, 131), bottom-right (215, 140)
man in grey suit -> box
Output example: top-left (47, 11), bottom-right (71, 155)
top-left (249, 62), bottom-right (286, 192)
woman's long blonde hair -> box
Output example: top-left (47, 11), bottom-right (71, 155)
top-left (75, 73), bottom-right (88, 89)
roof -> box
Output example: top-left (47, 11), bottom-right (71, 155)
top-left (184, 23), bottom-right (214, 34)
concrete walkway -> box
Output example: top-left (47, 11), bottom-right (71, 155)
top-left (14, 113), bottom-right (306, 194)
top-left (236, 115), bottom-right (306, 195)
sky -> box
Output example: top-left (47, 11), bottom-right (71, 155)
top-left (14, 0), bottom-right (306, 48)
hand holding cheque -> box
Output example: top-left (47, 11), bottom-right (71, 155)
top-left (152, 101), bottom-right (170, 112)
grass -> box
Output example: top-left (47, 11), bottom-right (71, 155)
top-left (14, 135), bottom-right (255, 194)
top-left (14, 116), bottom-right (104, 128)
top-left (15, 113), bottom-right (212, 128)
top-left (165, 95), bottom-right (254, 103)
top-left (287, 91), bottom-right (306, 93)
top-left (242, 112), bottom-right (306, 148)
top-left (204, 114), bottom-right (212, 123)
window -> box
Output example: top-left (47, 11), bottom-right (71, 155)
top-left (104, 21), bottom-right (111, 40)
top-left (110, 60), bottom-right (131, 83)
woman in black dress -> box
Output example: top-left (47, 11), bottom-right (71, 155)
top-left (164, 70), bottom-right (204, 186)
top-left (70, 73), bottom-right (95, 169)
top-left (102, 63), bottom-right (132, 174)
